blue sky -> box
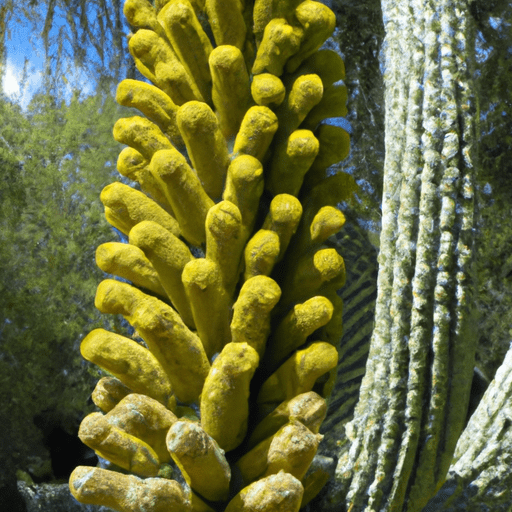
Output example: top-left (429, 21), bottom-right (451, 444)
top-left (3, 19), bottom-right (46, 106)
top-left (3, 10), bottom-right (100, 108)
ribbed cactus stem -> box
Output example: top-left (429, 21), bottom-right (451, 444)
top-left (331, 0), bottom-right (477, 510)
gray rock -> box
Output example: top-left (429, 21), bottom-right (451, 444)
top-left (17, 481), bottom-right (113, 512)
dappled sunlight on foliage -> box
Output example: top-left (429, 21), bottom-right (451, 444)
top-left (0, 91), bottom-right (130, 482)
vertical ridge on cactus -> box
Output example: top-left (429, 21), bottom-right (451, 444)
top-left (324, 0), bottom-right (479, 511)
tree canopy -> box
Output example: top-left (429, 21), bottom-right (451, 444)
top-left (0, 89), bottom-right (128, 483)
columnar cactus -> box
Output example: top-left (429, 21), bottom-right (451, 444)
top-left (69, 1), bottom-right (354, 511)
top-left (323, 0), bottom-right (479, 510)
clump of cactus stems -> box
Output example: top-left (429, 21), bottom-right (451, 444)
top-left (69, 0), bottom-right (352, 511)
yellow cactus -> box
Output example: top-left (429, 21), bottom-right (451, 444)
top-left (237, 419), bottom-right (322, 485)
top-left (166, 420), bottom-right (231, 501)
top-left (253, 0), bottom-right (304, 44)
top-left (158, 0), bottom-right (214, 104)
top-left (123, 0), bottom-right (161, 32)
top-left (200, 342), bottom-right (259, 451)
top-left (258, 341), bottom-right (339, 404)
top-left (116, 147), bottom-right (175, 212)
top-left (205, 0), bottom-right (246, 49)
top-left (70, 0), bottom-right (353, 509)
top-left (266, 129), bottom-right (319, 197)
top-left (95, 242), bottom-right (167, 297)
top-left (251, 73), bottom-right (286, 108)
top-left (128, 220), bottom-right (195, 327)
top-left (209, 45), bottom-right (251, 138)
top-left (91, 376), bottom-right (133, 413)
top-left (310, 206), bottom-right (346, 245)
top-left (261, 194), bottom-right (303, 261)
top-left (113, 115), bottom-right (174, 159)
top-left (69, 467), bottom-right (191, 511)
top-left (243, 229), bottom-right (281, 279)
top-left (287, 1), bottom-right (336, 72)
top-left (177, 101), bottom-right (230, 200)
top-left (264, 420), bottom-right (323, 481)
top-left (150, 148), bottom-right (215, 246)
top-left (276, 74), bottom-right (324, 137)
top-left (232, 106), bottom-right (279, 160)
top-left (231, 276), bottom-right (282, 356)
top-left (265, 295), bottom-right (334, 369)
top-left (79, 412), bottom-right (161, 477)
top-left (225, 471), bottom-right (304, 512)
top-left (128, 28), bottom-right (203, 104)
top-left (205, 200), bottom-right (246, 294)
top-left (304, 122), bottom-right (351, 188)
top-left (223, 155), bottom-right (264, 239)
top-left (279, 247), bottom-right (345, 306)
top-left (115, 79), bottom-right (182, 147)
top-left (182, 257), bottom-right (232, 358)
top-left (100, 181), bottom-right (180, 238)
top-left (252, 18), bottom-right (304, 76)
top-left (95, 279), bottom-right (210, 403)
top-left (106, 394), bottom-right (178, 463)
top-left (247, 391), bottom-right (327, 449)
top-left (80, 329), bottom-right (174, 408)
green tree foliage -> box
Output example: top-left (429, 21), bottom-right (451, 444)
top-left (0, 94), bottom-right (26, 219)
top-left (470, 0), bottom-right (512, 380)
top-left (0, 90), bottom-right (126, 482)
